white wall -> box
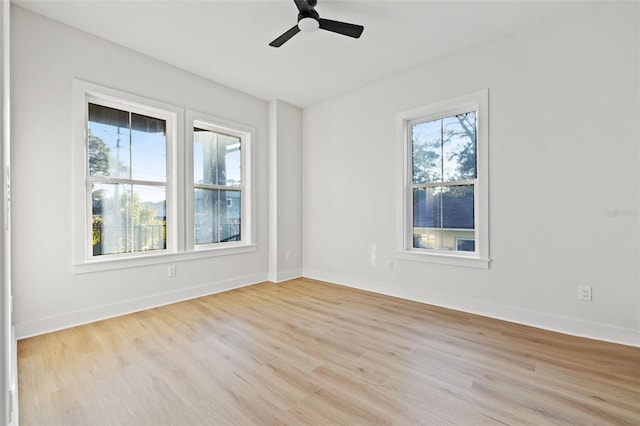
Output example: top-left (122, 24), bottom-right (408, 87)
top-left (303, 1), bottom-right (640, 346)
top-left (11, 6), bottom-right (270, 338)
top-left (268, 100), bottom-right (303, 282)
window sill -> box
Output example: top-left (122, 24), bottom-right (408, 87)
top-left (396, 250), bottom-right (490, 269)
top-left (73, 244), bottom-right (257, 274)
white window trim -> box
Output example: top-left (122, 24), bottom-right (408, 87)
top-left (185, 109), bottom-right (255, 253)
top-left (72, 80), bottom-right (256, 274)
top-left (396, 89), bottom-right (490, 269)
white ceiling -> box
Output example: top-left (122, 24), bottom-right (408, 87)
top-left (13, 0), bottom-right (593, 108)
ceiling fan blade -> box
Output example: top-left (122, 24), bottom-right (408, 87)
top-left (318, 18), bottom-right (364, 39)
top-left (269, 25), bottom-right (301, 47)
top-left (294, 0), bottom-right (312, 14)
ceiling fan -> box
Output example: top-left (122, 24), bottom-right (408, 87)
top-left (269, 0), bottom-right (364, 48)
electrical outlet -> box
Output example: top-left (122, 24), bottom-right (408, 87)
top-left (578, 285), bottom-right (592, 301)
top-left (385, 260), bottom-right (394, 271)
top-left (168, 265), bottom-right (177, 277)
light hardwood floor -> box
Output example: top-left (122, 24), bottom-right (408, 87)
top-left (18, 278), bottom-right (640, 425)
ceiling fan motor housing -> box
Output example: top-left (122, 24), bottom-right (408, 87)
top-left (298, 10), bottom-right (320, 32)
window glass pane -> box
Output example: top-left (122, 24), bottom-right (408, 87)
top-left (219, 134), bottom-right (241, 187)
top-left (88, 104), bottom-right (167, 182)
top-left (194, 129), bottom-right (241, 187)
top-left (413, 185), bottom-right (475, 251)
top-left (194, 189), bottom-right (241, 245)
top-left (441, 185), bottom-right (474, 229)
top-left (222, 190), bottom-right (241, 241)
top-left (92, 183), bottom-right (166, 256)
top-left (413, 229), bottom-right (443, 250)
top-left (88, 103), bottom-right (130, 179)
top-left (439, 185), bottom-right (475, 251)
top-left (456, 238), bottom-right (475, 252)
top-left (194, 188), bottom-right (216, 244)
top-left (411, 120), bottom-right (441, 184)
top-left (130, 113), bottom-right (166, 182)
top-left (194, 129), bottom-right (217, 185)
top-left (413, 187), bottom-right (442, 249)
top-left (413, 187), bottom-right (441, 228)
top-left (442, 112), bottom-right (476, 182)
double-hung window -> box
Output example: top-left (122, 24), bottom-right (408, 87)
top-left (87, 101), bottom-right (171, 257)
top-left (73, 80), bottom-right (255, 272)
top-left (187, 112), bottom-right (252, 250)
top-left (397, 90), bottom-right (489, 268)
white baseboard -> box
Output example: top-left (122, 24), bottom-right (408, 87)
top-left (303, 269), bottom-right (640, 348)
top-left (15, 273), bottom-right (268, 340)
top-left (270, 269), bottom-right (303, 283)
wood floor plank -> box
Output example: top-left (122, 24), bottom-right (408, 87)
top-left (18, 279), bottom-right (640, 425)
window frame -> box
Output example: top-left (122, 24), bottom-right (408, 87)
top-left (84, 96), bottom-right (176, 260)
top-left (185, 110), bottom-right (254, 253)
top-left (396, 90), bottom-right (490, 269)
top-left (72, 80), bottom-right (256, 274)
